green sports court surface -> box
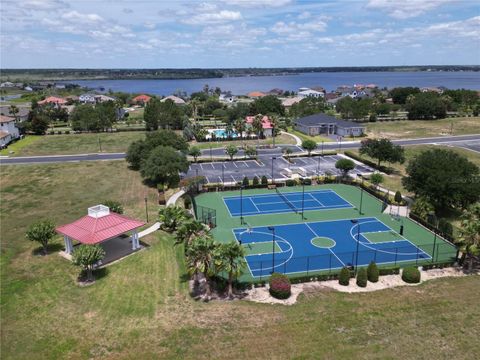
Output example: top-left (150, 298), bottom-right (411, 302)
top-left (194, 184), bottom-right (457, 281)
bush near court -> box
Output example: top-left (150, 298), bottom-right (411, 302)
top-left (269, 273), bottom-right (291, 299)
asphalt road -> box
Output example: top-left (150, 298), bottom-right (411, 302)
top-left (1, 134), bottom-right (479, 165)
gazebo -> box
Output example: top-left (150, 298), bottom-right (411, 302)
top-left (56, 205), bottom-right (146, 264)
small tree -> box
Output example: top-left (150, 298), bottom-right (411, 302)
top-left (356, 268), bottom-right (368, 287)
top-left (242, 176), bottom-right (249, 187)
top-left (159, 205), bottom-right (189, 232)
top-left (338, 267), bottom-right (350, 286)
top-left (252, 176), bottom-right (259, 186)
top-left (335, 159), bottom-right (355, 178)
top-left (367, 261), bottom-right (379, 283)
top-left (411, 196), bottom-right (434, 219)
top-left (370, 172), bottom-right (384, 190)
top-left (360, 138), bottom-right (405, 168)
top-left (186, 235), bottom-right (218, 300)
top-left (225, 144), bottom-right (238, 161)
top-left (268, 273), bottom-right (291, 299)
top-left (283, 147), bottom-right (293, 162)
top-left (102, 200), bottom-right (124, 214)
top-left (25, 219), bottom-right (56, 255)
top-left (401, 266), bottom-right (421, 284)
top-left (214, 242), bottom-right (246, 298)
top-left (394, 191), bottom-right (402, 204)
top-left (457, 203), bottom-right (480, 272)
top-left (72, 244), bottom-right (105, 282)
top-left (244, 146), bottom-right (257, 159)
top-left (261, 175), bottom-right (268, 185)
top-left (302, 139), bottom-right (317, 156)
top-left (189, 146), bottom-right (201, 162)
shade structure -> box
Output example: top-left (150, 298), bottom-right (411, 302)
top-left (56, 211), bottom-right (145, 245)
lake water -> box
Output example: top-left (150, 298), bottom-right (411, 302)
top-left (68, 71), bottom-right (480, 96)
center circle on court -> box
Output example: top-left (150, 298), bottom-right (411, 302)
top-left (310, 237), bottom-right (336, 249)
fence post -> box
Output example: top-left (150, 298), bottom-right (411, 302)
top-left (394, 247), bottom-right (398, 266)
top-left (260, 261), bottom-right (263, 282)
top-left (307, 257), bottom-right (310, 277)
top-left (416, 246), bottom-right (420, 266)
top-left (374, 249), bottom-right (377, 263)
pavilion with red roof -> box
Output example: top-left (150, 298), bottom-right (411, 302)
top-left (132, 94), bottom-right (152, 105)
top-left (56, 205), bottom-right (145, 264)
top-left (245, 115), bottom-right (273, 137)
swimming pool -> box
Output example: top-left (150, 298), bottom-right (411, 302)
top-left (210, 129), bottom-right (239, 139)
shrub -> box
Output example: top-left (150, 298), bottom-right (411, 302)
top-left (367, 261), bottom-right (379, 283)
top-left (252, 176), bottom-right (259, 186)
top-left (285, 179), bottom-right (296, 186)
top-left (269, 273), bottom-right (291, 299)
top-left (401, 266), bottom-right (421, 284)
top-left (183, 196), bottom-right (192, 209)
top-left (356, 268), bottom-right (368, 287)
top-left (394, 191), bottom-right (402, 204)
top-left (261, 175), bottom-right (268, 185)
top-left (302, 178), bottom-right (312, 185)
top-left (65, 130), bottom-right (70, 134)
top-left (242, 176), bottom-right (249, 187)
top-left (338, 267), bottom-right (350, 286)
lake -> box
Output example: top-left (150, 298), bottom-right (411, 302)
top-left (68, 71), bottom-right (480, 96)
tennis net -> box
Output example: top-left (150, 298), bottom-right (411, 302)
top-left (275, 188), bottom-right (298, 213)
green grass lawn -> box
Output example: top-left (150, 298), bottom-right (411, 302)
top-left (366, 116), bottom-right (480, 139)
top-left (1, 161), bottom-right (479, 359)
top-left (288, 127), bottom-right (333, 143)
top-left (3, 132), bottom-right (147, 156)
top-left (194, 133), bottom-right (296, 150)
top-left (0, 135), bottom-right (42, 155)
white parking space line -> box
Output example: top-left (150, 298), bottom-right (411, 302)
top-left (233, 162), bottom-right (238, 168)
top-left (231, 175), bottom-right (236, 182)
top-left (200, 163), bottom-right (204, 170)
top-left (243, 161), bottom-right (249, 167)
top-left (205, 176), bottom-right (211, 183)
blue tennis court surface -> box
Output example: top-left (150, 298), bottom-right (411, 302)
top-left (233, 217), bottom-right (431, 278)
top-left (224, 189), bottom-right (353, 217)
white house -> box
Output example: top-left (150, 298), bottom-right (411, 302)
top-left (0, 115), bottom-right (20, 148)
top-left (219, 92), bottom-right (236, 103)
top-left (79, 94), bottom-right (97, 104)
top-left (298, 88), bottom-right (324, 98)
top-left (161, 95), bottom-right (186, 105)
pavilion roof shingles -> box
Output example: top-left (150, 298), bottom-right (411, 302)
top-left (56, 213), bottom-right (145, 245)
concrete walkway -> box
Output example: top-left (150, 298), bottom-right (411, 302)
top-left (281, 131), bottom-right (302, 146)
top-left (166, 189), bottom-right (186, 206)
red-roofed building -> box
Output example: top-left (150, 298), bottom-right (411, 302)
top-left (38, 96), bottom-right (67, 106)
top-left (245, 115), bottom-right (273, 137)
top-left (132, 94), bottom-right (152, 105)
top-left (56, 205), bottom-right (145, 264)
top-left (247, 91), bottom-right (266, 98)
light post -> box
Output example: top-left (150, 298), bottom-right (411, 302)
top-left (268, 226), bottom-right (276, 273)
top-left (321, 141), bottom-right (324, 156)
top-left (271, 156), bottom-right (276, 184)
top-left (222, 162), bottom-right (225, 184)
top-left (98, 135), bottom-right (102, 152)
top-left (316, 155), bottom-right (321, 176)
top-left (351, 219), bottom-right (361, 274)
top-left (209, 144), bottom-right (213, 162)
top-left (144, 196), bottom-right (149, 222)
top-left (358, 174), bottom-right (364, 215)
top-left (428, 212), bottom-right (439, 263)
top-left (301, 178), bottom-right (305, 220)
top-left (240, 185), bottom-right (245, 225)
top-left (195, 168), bottom-right (199, 193)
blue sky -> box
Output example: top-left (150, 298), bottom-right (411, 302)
top-left (1, 0), bottom-right (479, 68)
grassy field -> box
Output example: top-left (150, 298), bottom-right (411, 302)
top-left (194, 133), bottom-right (296, 150)
top-left (366, 117), bottom-right (480, 139)
top-left (288, 127), bottom-right (333, 143)
top-left (3, 132), bottom-right (147, 156)
top-left (349, 144), bottom-right (480, 195)
top-left (1, 161), bottom-right (479, 359)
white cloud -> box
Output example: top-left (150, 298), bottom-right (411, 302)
top-left (271, 19), bottom-right (327, 35)
top-left (18, 0), bottom-right (69, 11)
top-left (183, 10), bottom-right (242, 25)
top-left (366, 0), bottom-right (453, 19)
top-left (62, 11), bottom-right (104, 24)
top-left (221, 0), bottom-right (292, 8)
top-left (298, 11), bottom-right (311, 20)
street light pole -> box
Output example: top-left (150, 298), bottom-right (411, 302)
top-left (240, 185), bottom-right (244, 225)
top-left (271, 156), bottom-right (276, 184)
top-left (351, 219), bottom-right (360, 275)
top-left (301, 178), bottom-right (305, 220)
top-left (268, 226), bottom-right (275, 273)
top-left (144, 196), bottom-right (149, 223)
top-left (321, 141), bottom-right (324, 156)
top-left (316, 155), bottom-right (321, 176)
top-left (359, 175), bottom-right (364, 215)
top-left (222, 163), bottom-right (225, 184)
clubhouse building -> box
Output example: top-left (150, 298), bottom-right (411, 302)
top-left (294, 113), bottom-right (366, 137)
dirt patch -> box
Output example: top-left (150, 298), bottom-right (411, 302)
top-left (242, 267), bottom-right (475, 305)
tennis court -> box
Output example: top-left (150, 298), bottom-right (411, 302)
top-left (233, 217), bottom-right (432, 278)
top-left (223, 189), bottom-right (353, 217)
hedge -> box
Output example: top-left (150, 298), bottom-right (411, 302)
top-left (356, 268), bottom-right (368, 287)
top-left (367, 261), bottom-right (379, 282)
top-left (344, 151), bottom-right (393, 174)
top-left (401, 266), bottom-right (421, 283)
top-left (269, 273), bottom-right (291, 299)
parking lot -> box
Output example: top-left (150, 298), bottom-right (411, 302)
top-left (186, 155), bottom-right (374, 184)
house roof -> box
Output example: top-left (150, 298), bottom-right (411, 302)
top-left (245, 115), bottom-right (273, 129)
top-left (0, 130), bottom-right (10, 139)
top-left (295, 113), bottom-right (365, 128)
top-left (56, 210), bottom-right (145, 245)
top-left (133, 94), bottom-right (152, 102)
top-left (161, 95), bottom-right (186, 104)
top-left (0, 115), bottom-right (15, 123)
top-left (38, 96), bottom-right (67, 105)
top-left (282, 97), bottom-right (303, 107)
top-left (247, 91), bottom-right (266, 98)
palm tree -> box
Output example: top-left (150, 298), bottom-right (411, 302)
top-left (186, 235), bottom-right (218, 299)
top-left (175, 220), bottom-right (207, 251)
top-left (267, 113), bottom-right (279, 148)
top-left (8, 105), bottom-right (19, 121)
top-left (225, 123), bottom-right (234, 140)
top-left (214, 242), bottom-right (246, 298)
top-left (234, 118), bottom-right (246, 140)
top-left (457, 203), bottom-right (480, 272)
top-left (158, 205), bottom-right (189, 232)
top-left (252, 114), bottom-right (263, 148)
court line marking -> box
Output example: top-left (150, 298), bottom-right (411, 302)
top-left (304, 222), bottom-right (346, 267)
top-left (249, 198), bottom-right (260, 212)
top-left (229, 204), bottom-right (352, 217)
top-left (307, 192), bottom-right (324, 207)
top-left (222, 189), bottom-right (338, 199)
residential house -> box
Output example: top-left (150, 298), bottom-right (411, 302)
top-left (245, 115), bottom-right (273, 137)
top-left (294, 113), bottom-right (365, 137)
top-left (421, 87), bottom-right (444, 94)
top-left (0, 115), bottom-right (20, 148)
top-left (298, 88), bottom-right (324, 98)
top-left (37, 96), bottom-right (67, 106)
top-left (79, 94), bottom-right (97, 104)
top-left (219, 92), bottom-right (236, 103)
top-left (161, 95), bottom-right (186, 105)
top-left (0, 82), bottom-right (15, 88)
top-left (132, 94), bottom-right (152, 105)
top-left (267, 88), bottom-right (284, 96)
top-left (247, 91), bottom-right (266, 98)
top-left (0, 106), bottom-right (29, 121)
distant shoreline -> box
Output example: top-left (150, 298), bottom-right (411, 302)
top-left (1, 66), bottom-right (479, 82)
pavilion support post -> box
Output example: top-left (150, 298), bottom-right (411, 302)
top-left (131, 230), bottom-right (139, 250)
top-left (64, 235), bottom-right (73, 254)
